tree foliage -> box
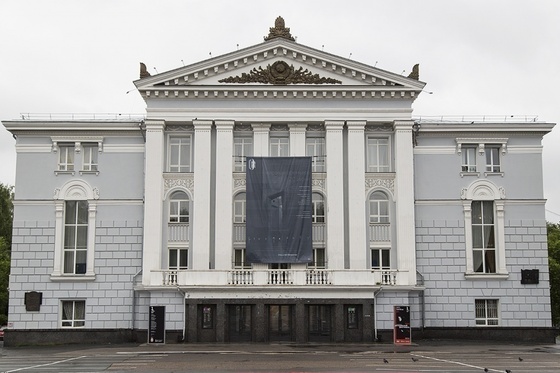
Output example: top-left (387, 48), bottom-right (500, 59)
top-left (0, 183), bottom-right (13, 325)
top-left (547, 222), bottom-right (560, 327)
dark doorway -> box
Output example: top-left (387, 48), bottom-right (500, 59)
top-left (308, 305), bottom-right (332, 342)
top-left (228, 305), bottom-right (252, 342)
top-left (268, 305), bottom-right (292, 341)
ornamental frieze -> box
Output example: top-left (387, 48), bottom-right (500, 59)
top-left (218, 61), bottom-right (342, 85)
top-left (365, 177), bottom-right (394, 194)
top-left (164, 176), bottom-right (194, 196)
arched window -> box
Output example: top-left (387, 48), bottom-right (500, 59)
top-left (312, 193), bottom-right (325, 223)
top-left (169, 191), bottom-right (189, 223)
top-left (369, 191), bottom-right (389, 224)
top-left (233, 192), bottom-right (246, 223)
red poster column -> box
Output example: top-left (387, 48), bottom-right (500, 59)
top-left (393, 305), bottom-right (411, 345)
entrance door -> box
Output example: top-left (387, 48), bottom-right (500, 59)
top-left (268, 305), bottom-right (292, 341)
top-left (308, 305), bottom-right (332, 342)
top-left (228, 305), bottom-right (252, 342)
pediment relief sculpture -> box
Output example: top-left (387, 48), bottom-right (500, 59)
top-left (219, 60), bottom-right (342, 85)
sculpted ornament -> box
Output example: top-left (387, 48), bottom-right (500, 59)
top-left (219, 61), bottom-right (342, 85)
top-left (365, 177), bottom-right (394, 194)
top-left (164, 177), bottom-right (194, 195)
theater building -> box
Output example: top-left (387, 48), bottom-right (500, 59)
top-left (2, 17), bottom-right (555, 345)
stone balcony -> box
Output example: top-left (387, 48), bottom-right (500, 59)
top-left (148, 268), bottom-right (410, 288)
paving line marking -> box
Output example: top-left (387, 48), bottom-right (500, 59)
top-left (3, 355), bottom-right (86, 373)
top-left (411, 353), bottom-right (502, 373)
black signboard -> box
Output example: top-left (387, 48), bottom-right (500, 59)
top-left (246, 157), bottom-right (312, 263)
top-left (148, 306), bottom-right (165, 344)
top-left (393, 305), bottom-right (411, 345)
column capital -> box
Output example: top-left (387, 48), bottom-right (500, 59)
top-left (288, 123), bottom-right (307, 131)
top-left (324, 120), bottom-right (344, 130)
top-left (215, 120), bottom-right (235, 131)
top-left (346, 120), bottom-right (366, 131)
top-left (144, 119), bottom-right (166, 130)
top-left (193, 119), bottom-right (213, 131)
top-left (393, 120), bottom-right (415, 130)
top-left (251, 123), bottom-right (271, 133)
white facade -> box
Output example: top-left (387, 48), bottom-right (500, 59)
top-left (2, 18), bottom-right (555, 345)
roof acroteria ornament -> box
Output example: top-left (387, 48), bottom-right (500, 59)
top-left (264, 16), bottom-right (295, 42)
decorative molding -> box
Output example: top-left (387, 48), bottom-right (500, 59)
top-left (456, 137), bottom-right (508, 155)
top-left (365, 124), bottom-right (393, 132)
top-left (312, 177), bottom-right (325, 190)
top-left (219, 60), bottom-right (342, 85)
top-left (166, 125), bottom-right (194, 132)
top-left (234, 124), bottom-right (253, 132)
top-left (264, 16), bottom-right (295, 42)
top-left (233, 177), bottom-right (246, 189)
top-left (460, 179), bottom-right (505, 200)
top-left (164, 176), bottom-right (194, 196)
top-left (365, 177), bottom-right (395, 194)
top-left (306, 124), bottom-right (324, 132)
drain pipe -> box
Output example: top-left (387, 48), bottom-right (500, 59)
top-left (176, 286), bottom-right (186, 342)
top-left (132, 270), bottom-right (142, 335)
top-left (373, 287), bottom-right (383, 342)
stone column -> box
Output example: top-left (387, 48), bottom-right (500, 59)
top-left (325, 121), bottom-right (345, 270)
top-left (214, 120), bottom-right (234, 270)
top-left (142, 119), bottom-right (165, 285)
top-left (394, 120), bottom-right (417, 285)
top-left (288, 123), bottom-right (307, 156)
top-left (192, 120), bottom-right (213, 270)
top-left (346, 121), bottom-right (367, 269)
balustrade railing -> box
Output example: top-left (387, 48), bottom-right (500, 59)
top-left (151, 268), bottom-right (403, 287)
top-left (168, 223), bottom-right (189, 242)
top-left (369, 223), bottom-right (390, 242)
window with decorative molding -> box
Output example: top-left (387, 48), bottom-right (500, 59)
top-left (233, 192), bottom-right (246, 223)
top-left (82, 144), bottom-right (99, 172)
top-left (269, 136), bottom-right (289, 157)
top-left (169, 191), bottom-right (190, 223)
top-left (58, 144), bottom-right (75, 172)
top-left (61, 300), bottom-right (86, 328)
top-left (456, 138), bottom-right (507, 176)
top-left (475, 299), bottom-right (499, 326)
top-left (461, 145), bottom-right (477, 173)
top-left (485, 145), bottom-right (501, 173)
top-left (462, 180), bottom-right (507, 279)
top-left (311, 193), bottom-right (325, 223)
top-left (52, 179), bottom-right (98, 281)
top-left (168, 136), bottom-right (192, 172)
top-left (366, 137), bottom-right (390, 172)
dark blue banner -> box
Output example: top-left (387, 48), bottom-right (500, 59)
top-left (246, 157), bottom-right (313, 263)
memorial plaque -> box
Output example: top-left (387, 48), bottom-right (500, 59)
top-left (24, 291), bottom-right (42, 312)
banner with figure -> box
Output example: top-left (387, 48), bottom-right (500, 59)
top-left (246, 157), bottom-right (312, 263)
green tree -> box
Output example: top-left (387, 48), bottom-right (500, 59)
top-left (547, 222), bottom-right (560, 327)
top-left (0, 183), bottom-right (13, 325)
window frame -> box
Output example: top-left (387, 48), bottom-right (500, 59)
top-left (52, 179), bottom-right (97, 281)
top-left (167, 135), bottom-right (193, 173)
top-left (366, 136), bottom-right (390, 173)
top-left (462, 180), bottom-right (508, 279)
top-left (233, 192), bottom-right (247, 223)
top-left (471, 201), bottom-right (496, 273)
top-left (81, 143), bottom-right (99, 173)
top-left (61, 299), bottom-right (86, 328)
top-left (369, 191), bottom-right (390, 224)
top-left (311, 193), bottom-right (325, 223)
top-left (309, 247), bottom-right (326, 269)
top-left (475, 299), bottom-right (499, 326)
top-left (306, 136), bottom-right (326, 172)
top-left (269, 136), bottom-right (290, 157)
top-left (233, 248), bottom-right (251, 269)
top-left (63, 200), bottom-right (89, 275)
top-left (461, 145), bottom-right (477, 173)
top-left (485, 145), bottom-right (501, 173)
top-left (168, 247), bottom-right (189, 270)
top-left (58, 144), bottom-right (75, 172)
top-left (233, 136), bottom-right (253, 172)
top-left (371, 248), bottom-right (391, 270)
top-left (169, 191), bottom-right (190, 223)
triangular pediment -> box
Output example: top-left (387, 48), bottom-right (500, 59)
top-left (134, 27), bottom-right (425, 100)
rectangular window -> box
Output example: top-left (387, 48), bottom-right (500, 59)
top-left (475, 299), bottom-right (499, 326)
top-left (169, 248), bottom-right (188, 270)
top-left (58, 144), bottom-right (75, 171)
top-left (233, 194), bottom-right (246, 223)
top-left (234, 248), bottom-right (250, 269)
top-left (61, 300), bottom-right (85, 327)
top-left (63, 201), bottom-right (88, 274)
top-left (82, 144), bottom-right (98, 172)
top-left (306, 137), bottom-right (326, 172)
top-left (312, 194), bottom-right (325, 223)
top-left (472, 201), bottom-right (496, 273)
top-left (269, 137), bottom-right (289, 157)
top-left (168, 136), bottom-right (192, 172)
top-left (366, 137), bottom-right (390, 172)
top-left (485, 146), bottom-right (501, 172)
top-left (233, 137), bottom-right (253, 172)
top-left (310, 248), bottom-right (326, 268)
top-left (461, 146), bottom-right (477, 172)
top-left (169, 200), bottom-right (189, 223)
top-left (371, 248), bottom-right (390, 269)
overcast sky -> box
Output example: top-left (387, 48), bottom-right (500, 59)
top-left (1, 0), bottom-right (559, 221)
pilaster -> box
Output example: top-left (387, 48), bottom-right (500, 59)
top-left (192, 120), bottom-right (213, 270)
top-left (288, 123), bottom-right (307, 156)
top-left (325, 121), bottom-right (345, 270)
top-left (393, 120), bottom-right (417, 285)
top-left (142, 119), bottom-right (165, 285)
top-left (346, 121), bottom-right (367, 269)
top-left (214, 120), bottom-right (234, 270)
top-left (251, 124), bottom-right (271, 156)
